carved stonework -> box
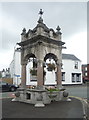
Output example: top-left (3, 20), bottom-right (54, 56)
top-left (17, 9), bottom-right (65, 88)
top-left (12, 9), bottom-right (71, 107)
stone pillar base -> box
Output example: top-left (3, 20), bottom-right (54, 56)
top-left (67, 98), bottom-right (71, 101)
top-left (57, 84), bottom-right (63, 89)
top-left (35, 101), bottom-right (45, 107)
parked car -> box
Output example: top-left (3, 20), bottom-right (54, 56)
top-left (0, 81), bottom-right (19, 92)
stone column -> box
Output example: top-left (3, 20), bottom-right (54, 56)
top-left (37, 60), bottom-right (44, 88)
top-left (56, 61), bottom-right (62, 87)
top-left (21, 63), bottom-right (27, 88)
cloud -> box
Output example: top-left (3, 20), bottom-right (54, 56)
top-left (63, 31), bottom-right (87, 63)
top-left (0, 49), bottom-right (14, 70)
top-left (0, 3), bottom-right (2, 49)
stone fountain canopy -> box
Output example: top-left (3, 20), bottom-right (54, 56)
top-left (18, 11), bottom-right (64, 46)
top-left (13, 9), bottom-right (71, 107)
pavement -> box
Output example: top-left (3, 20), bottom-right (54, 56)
top-left (0, 92), bottom-right (15, 100)
top-left (1, 97), bottom-right (89, 119)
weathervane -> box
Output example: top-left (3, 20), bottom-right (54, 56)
top-left (39, 9), bottom-right (44, 18)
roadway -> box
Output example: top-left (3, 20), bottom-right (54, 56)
top-left (65, 84), bottom-right (88, 99)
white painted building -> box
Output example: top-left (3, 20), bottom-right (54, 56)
top-left (9, 47), bottom-right (21, 86)
top-left (2, 68), bottom-right (10, 78)
top-left (9, 48), bottom-right (82, 86)
top-left (9, 60), bottom-right (14, 78)
top-left (62, 54), bottom-right (82, 85)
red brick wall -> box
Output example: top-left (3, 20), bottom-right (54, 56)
top-left (1, 78), bottom-right (13, 84)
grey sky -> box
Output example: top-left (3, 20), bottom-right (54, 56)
top-left (0, 2), bottom-right (87, 70)
top-left (87, 1), bottom-right (89, 64)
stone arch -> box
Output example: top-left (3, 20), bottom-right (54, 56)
top-left (25, 53), bottom-right (36, 61)
top-left (44, 53), bottom-right (62, 86)
top-left (23, 53), bottom-right (37, 68)
top-left (25, 53), bottom-right (38, 86)
top-left (21, 53), bottom-right (38, 88)
top-left (44, 53), bottom-right (58, 63)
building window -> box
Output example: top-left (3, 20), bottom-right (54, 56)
top-left (74, 62), bottom-right (78, 69)
top-left (62, 72), bottom-right (65, 81)
top-left (30, 79), bottom-right (37, 82)
top-left (76, 73), bottom-right (81, 82)
top-left (85, 72), bottom-right (87, 77)
top-left (85, 67), bottom-right (87, 71)
top-left (72, 73), bottom-right (81, 82)
top-left (30, 75), bottom-right (37, 82)
top-left (72, 73), bottom-right (75, 82)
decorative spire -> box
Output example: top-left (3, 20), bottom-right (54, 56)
top-left (38, 9), bottom-right (44, 24)
top-left (56, 26), bottom-right (62, 35)
top-left (56, 26), bottom-right (61, 32)
top-left (21, 28), bottom-right (26, 35)
top-left (38, 17), bottom-right (43, 23)
top-left (22, 28), bottom-right (26, 32)
top-left (39, 9), bottom-right (44, 17)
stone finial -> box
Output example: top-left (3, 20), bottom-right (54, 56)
top-left (38, 9), bottom-right (44, 24)
top-left (21, 28), bottom-right (26, 35)
top-left (38, 17), bottom-right (43, 23)
top-left (56, 26), bottom-right (62, 35)
top-left (22, 28), bottom-right (26, 32)
top-left (39, 9), bottom-right (44, 16)
top-left (56, 26), bottom-right (61, 32)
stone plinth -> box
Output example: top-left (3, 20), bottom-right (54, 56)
top-left (12, 87), bottom-right (70, 107)
top-left (13, 88), bottom-right (51, 106)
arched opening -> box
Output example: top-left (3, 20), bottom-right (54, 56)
top-left (44, 53), bottom-right (58, 86)
top-left (25, 53), bottom-right (38, 86)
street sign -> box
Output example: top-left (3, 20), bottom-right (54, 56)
top-left (14, 74), bottom-right (20, 77)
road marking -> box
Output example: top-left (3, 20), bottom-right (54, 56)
top-left (69, 96), bottom-right (89, 119)
top-left (69, 96), bottom-right (89, 107)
